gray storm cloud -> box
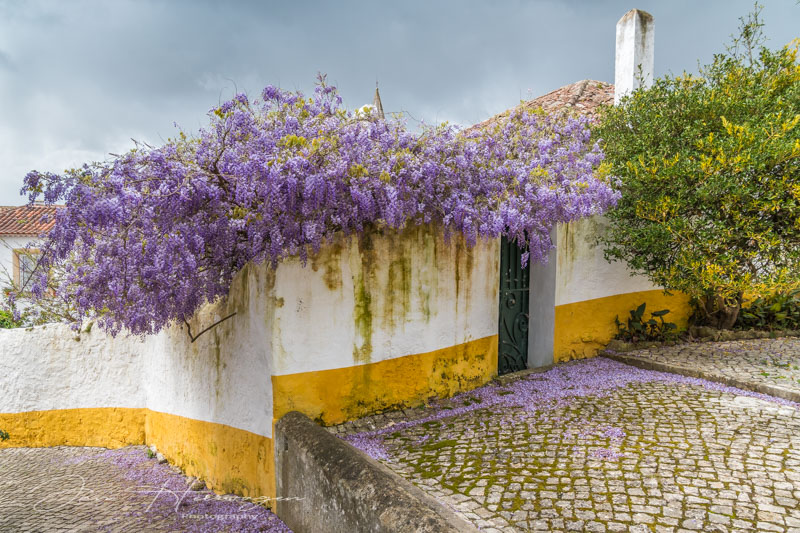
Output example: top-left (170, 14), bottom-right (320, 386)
top-left (0, 0), bottom-right (797, 204)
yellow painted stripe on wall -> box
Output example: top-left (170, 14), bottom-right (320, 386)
top-left (0, 408), bottom-right (274, 502)
top-left (0, 407), bottom-right (146, 448)
top-left (272, 335), bottom-right (498, 426)
top-left (145, 410), bottom-right (275, 502)
top-left (554, 289), bottom-right (691, 362)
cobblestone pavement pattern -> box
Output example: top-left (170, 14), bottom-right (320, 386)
top-left (334, 344), bottom-right (800, 533)
top-left (612, 337), bottom-right (800, 397)
top-left (0, 445), bottom-right (289, 532)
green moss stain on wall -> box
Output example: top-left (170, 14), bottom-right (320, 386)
top-left (383, 228), bottom-right (413, 331)
top-left (453, 236), bottom-right (474, 318)
top-left (485, 237), bottom-right (501, 305)
top-left (353, 231), bottom-right (376, 364)
top-left (559, 216), bottom-right (605, 274)
top-left (417, 228), bottom-right (438, 323)
top-left (557, 221), bottom-right (576, 291)
top-left (260, 223), bottom-right (492, 369)
top-left (311, 238), bottom-right (344, 291)
top-left (352, 225), bottom-right (455, 362)
top-left (261, 266), bottom-right (289, 370)
top-left (353, 271), bottom-right (373, 364)
top-left (226, 262), bottom-right (252, 316)
top-left (213, 329), bottom-right (222, 400)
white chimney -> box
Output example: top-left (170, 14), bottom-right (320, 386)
top-left (614, 9), bottom-right (655, 104)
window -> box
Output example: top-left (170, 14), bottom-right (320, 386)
top-left (13, 249), bottom-right (41, 290)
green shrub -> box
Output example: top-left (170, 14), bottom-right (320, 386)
top-left (596, 6), bottom-right (800, 330)
top-left (0, 309), bottom-right (24, 329)
top-left (736, 288), bottom-right (800, 331)
top-left (615, 303), bottom-right (678, 342)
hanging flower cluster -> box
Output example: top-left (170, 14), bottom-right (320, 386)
top-left (23, 76), bottom-right (619, 335)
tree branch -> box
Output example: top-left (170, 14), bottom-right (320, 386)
top-left (183, 312), bottom-right (237, 343)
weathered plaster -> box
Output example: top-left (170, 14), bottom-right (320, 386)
top-left (144, 261), bottom-right (276, 439)
top-left (0, 323), bottom-right (146, 412)
top-left (555, 216), bottom-right (659, 307)
top-left (0, 224), bottom-right (502, 500)
top-left (271, 225), bottom-right (500, 376)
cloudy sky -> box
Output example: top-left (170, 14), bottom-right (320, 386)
top-left (0, 0), bottom-right (797, 204)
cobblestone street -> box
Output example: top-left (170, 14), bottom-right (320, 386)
top-left (606, 337), bottom-right (800, 401)
top-left (4, 340), bottom-right (800, 532)
top-left (336, 342), bottom-right (800, 533)
top-left (0, 446), bottom-right (289, 532)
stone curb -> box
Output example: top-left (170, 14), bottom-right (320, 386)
top-left (275, 411), bottom-right (480, 533)
top-left (606, 329), bottom-right (800, 353)
top-left (601, 352), bottom-right (800, 404)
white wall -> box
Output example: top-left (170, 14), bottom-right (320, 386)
top-left (271, 227), bottom-right (499, 376)
top-left (555, 216), bottom-right (658, 306)
top-left (0, 262), bottom-right (276, 438)
top-left (0, 323), bottom-right (146, 413)
top-left (0, 225), bottom-right (501, 440)
top-left (143, 262), bottom-right (277, 438)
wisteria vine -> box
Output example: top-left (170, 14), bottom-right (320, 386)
top-left (23, 76), bottom-right (619, 335)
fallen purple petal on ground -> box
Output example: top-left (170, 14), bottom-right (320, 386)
top-left (63, 447), bottom-right (291, 532)
top-left (343, 357), bottom-right (799, 460)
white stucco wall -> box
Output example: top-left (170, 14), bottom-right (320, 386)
top-left (0, 225), bottom-right (501, 441)
top-left (0, 323), bottom-right (146, 413)
top-left (270, 226), bottom-right (499, 376)
top-left (614, 9), bottom-right (655, 104)
top-left (0, 262), bottom-right (276, 438)
top-left (143, 262), bottom-right (277, 438)
top-left (555, 216), bottom-right (659, 306)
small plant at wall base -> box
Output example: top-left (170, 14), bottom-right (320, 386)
top-left (596, 5), bottom-right (800, 330)
top-left (614, 303), bottom-right (678, 342)
top-left (735, 288), bottom-right (800, 331)
top-left (0, 429), bottom-right (9, 441)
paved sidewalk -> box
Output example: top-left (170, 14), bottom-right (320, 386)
top-left (336, 350), bottom-right (800, 533)
top-left (605, 337), bottom-right (800, 403)
top-left (0, 446), bottom-right (289, 532)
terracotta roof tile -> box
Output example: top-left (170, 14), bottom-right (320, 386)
top-left (467, 79), bottom-right (614, 133)
top-left (0, 205), bottom-right (61, 237)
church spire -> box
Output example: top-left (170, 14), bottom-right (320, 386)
top-left (372, 82), bottom-right (385, 119)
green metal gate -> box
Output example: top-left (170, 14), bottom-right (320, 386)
top-left (497, 236), bottom-right (530, 375)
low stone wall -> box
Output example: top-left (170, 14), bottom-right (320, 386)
top-left (274, 411), bottom-right (478, 533)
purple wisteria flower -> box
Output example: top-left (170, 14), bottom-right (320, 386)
top-left (22, 75), bottom-right (619, 336)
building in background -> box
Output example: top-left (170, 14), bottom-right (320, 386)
top-left (0, 205), bottom-right (57, 292)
